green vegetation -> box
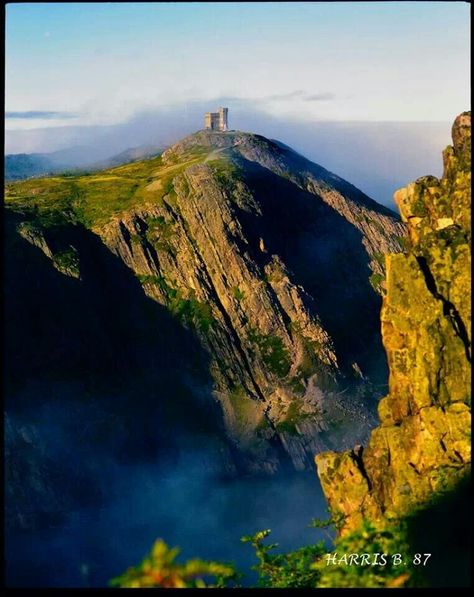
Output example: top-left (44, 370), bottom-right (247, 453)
top-left (372, 251), bottom-right (385, 267)
top-left (145, 215), bottom-right (176, 253)
top-left (227, 384), bottom-right (265, 437)
top-left (354, 212), bottom-right (371, 225)
top-left (4, 149), bottom-right (209, 229)
top-left (164, 145), bottom-right (209, 166)
top-left (395, 234), bottom-right (411, 251)
top-left (52, 248), bottom-right (80, 274)
top-left (369, 272), bottom-right (386, 293)
top-left (274, 400), bottom-right (312, 434)
top-left (114, 513), bottom-right (429, 588)
top-left (288, 326), bottom-right (335, 394)
top-left (129, 233), bottom-right (143, 245)
top-left (57, 169), bottom-right (94, 178)
top-left (231, 285), bottom-right (246, 301)
top-left (248, 328), bottom-right (291, 378)
top-left (411, 195), bottom-right (429, 218)
top-left (313, 520), bottom-right (413, 588)
top-left (373, 221), bottom-right (386, 234)
top-left (110, 539), bottom-right (239, 588)
top-left (241, 529), bottom-right (325, 588)
top-left (169, 289), bottom-right (215, 333)
top-left (207, 157), bottom-right (241, 186)
top-left (279, 171), bottom-right (293, 182)
top-left (136, 274), bottom-right (215, 333)
top-left (136, 273), bottom-right (168, 288)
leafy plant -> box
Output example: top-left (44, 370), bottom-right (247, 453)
top-left (241, 529), bottom-right (326, 588)
top-left (313, 519), bottom-right (413, 588)
top-left (112, 509), bottom-right (438, 589)
top-left (110, 539), bottom-right (239, 588)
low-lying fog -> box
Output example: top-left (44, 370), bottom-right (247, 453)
top-left (6, 455), bottom-right (331, 587)
top-left (5, 101), bottom-right (451, 211)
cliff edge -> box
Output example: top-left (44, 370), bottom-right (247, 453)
top-left (316, 112), bottom-right (471, 534)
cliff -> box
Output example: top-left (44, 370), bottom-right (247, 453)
top-left (5, 129), bottom-right (404, 475)
top-left (316, 112), bottom-right (471, 534)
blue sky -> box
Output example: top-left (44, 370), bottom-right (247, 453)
top-left (6, 2), bottom-right (470, 130)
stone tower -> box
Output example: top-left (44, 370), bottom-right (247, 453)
top-left (204, 107), bottom-right (228, 132)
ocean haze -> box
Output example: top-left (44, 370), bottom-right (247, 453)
top-left (5, 104), bottom-right (451, 210)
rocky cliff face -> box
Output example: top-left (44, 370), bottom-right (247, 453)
top-left (316, 112), bottom-right (471, 534)
top-left (5, 130), bottom-right (404, 474)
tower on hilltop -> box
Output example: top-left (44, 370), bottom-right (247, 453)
top-left (204, 107), bottom-right (228, 132)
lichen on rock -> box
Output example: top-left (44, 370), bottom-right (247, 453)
top-left (316, 112), bottom-right (471, 534)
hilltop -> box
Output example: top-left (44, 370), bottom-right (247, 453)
top-left (5, 129), bottom-right (405, 482)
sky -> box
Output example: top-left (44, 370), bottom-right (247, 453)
top-left (5, 1), bottom-right (470, 130)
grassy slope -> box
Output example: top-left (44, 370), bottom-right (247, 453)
top-left (4, 146), bottom-right (210, 229)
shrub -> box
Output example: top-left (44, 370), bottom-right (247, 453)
top-left (110, 539), bottom-right (239, 588)
top-left (241, 529), bottom-right (325, 588)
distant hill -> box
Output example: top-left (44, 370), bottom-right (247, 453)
top-left (4, 145), bottom-right (163, 181)
top-left (90, 145), bottom-right (163, 170)
top-left (5, 153), bottom-right (58, 181)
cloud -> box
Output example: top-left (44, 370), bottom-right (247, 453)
top-left (304, 93), bottom-right (336, 101)
top-left (266, 90), bottom-right (306, 101)
top-left (5, 111), bottom-right (78, 120)
top-left (205, 90), bottom-right (336, 105)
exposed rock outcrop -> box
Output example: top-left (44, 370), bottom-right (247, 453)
top-left (92, 133), bottom-right (405, 470)
top-left (316, 112), bottom-right (471, 534)
top-left (5, 130), bottom-right (405, 472)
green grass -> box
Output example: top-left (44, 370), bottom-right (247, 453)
top-left (231, 286), bottom-right (246, 301)
top-left (275, 400), bottom-right (312, 434)
top-left (4, 149), bottom-right (210, 229)
top-left (248, 328), bottom-right (291, 379)
top-left (145, 215), bottom-right (176, 253)
top-left (52, 248), bottom-right (80, 274)
top-left (369, 272), bottom-right (386, 293)
top-left (372, 251), bottom-right (385, 267)
top-left (206, 157), bottom-right (241, 186)
top-left (136, 273), bottom-right (215, 333)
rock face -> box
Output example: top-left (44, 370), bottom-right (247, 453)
top-left (316, 112), bottom-right (471, 534)
top-left (5, 129), bottom-right (404, 474)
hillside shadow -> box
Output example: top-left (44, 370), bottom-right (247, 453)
top-left (3, 212), bottom-right (227, 527)
top-left (273, 141), bottom-right (399, 218)
top-left (405, 474), bottom-right (471, 587)
top-left (4, 212), bottom-right (217, 433)
top-left (229, 158), bottom-right (388, 383)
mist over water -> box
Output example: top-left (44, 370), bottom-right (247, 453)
top-left (6, 452), bottom-right (330, 587)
